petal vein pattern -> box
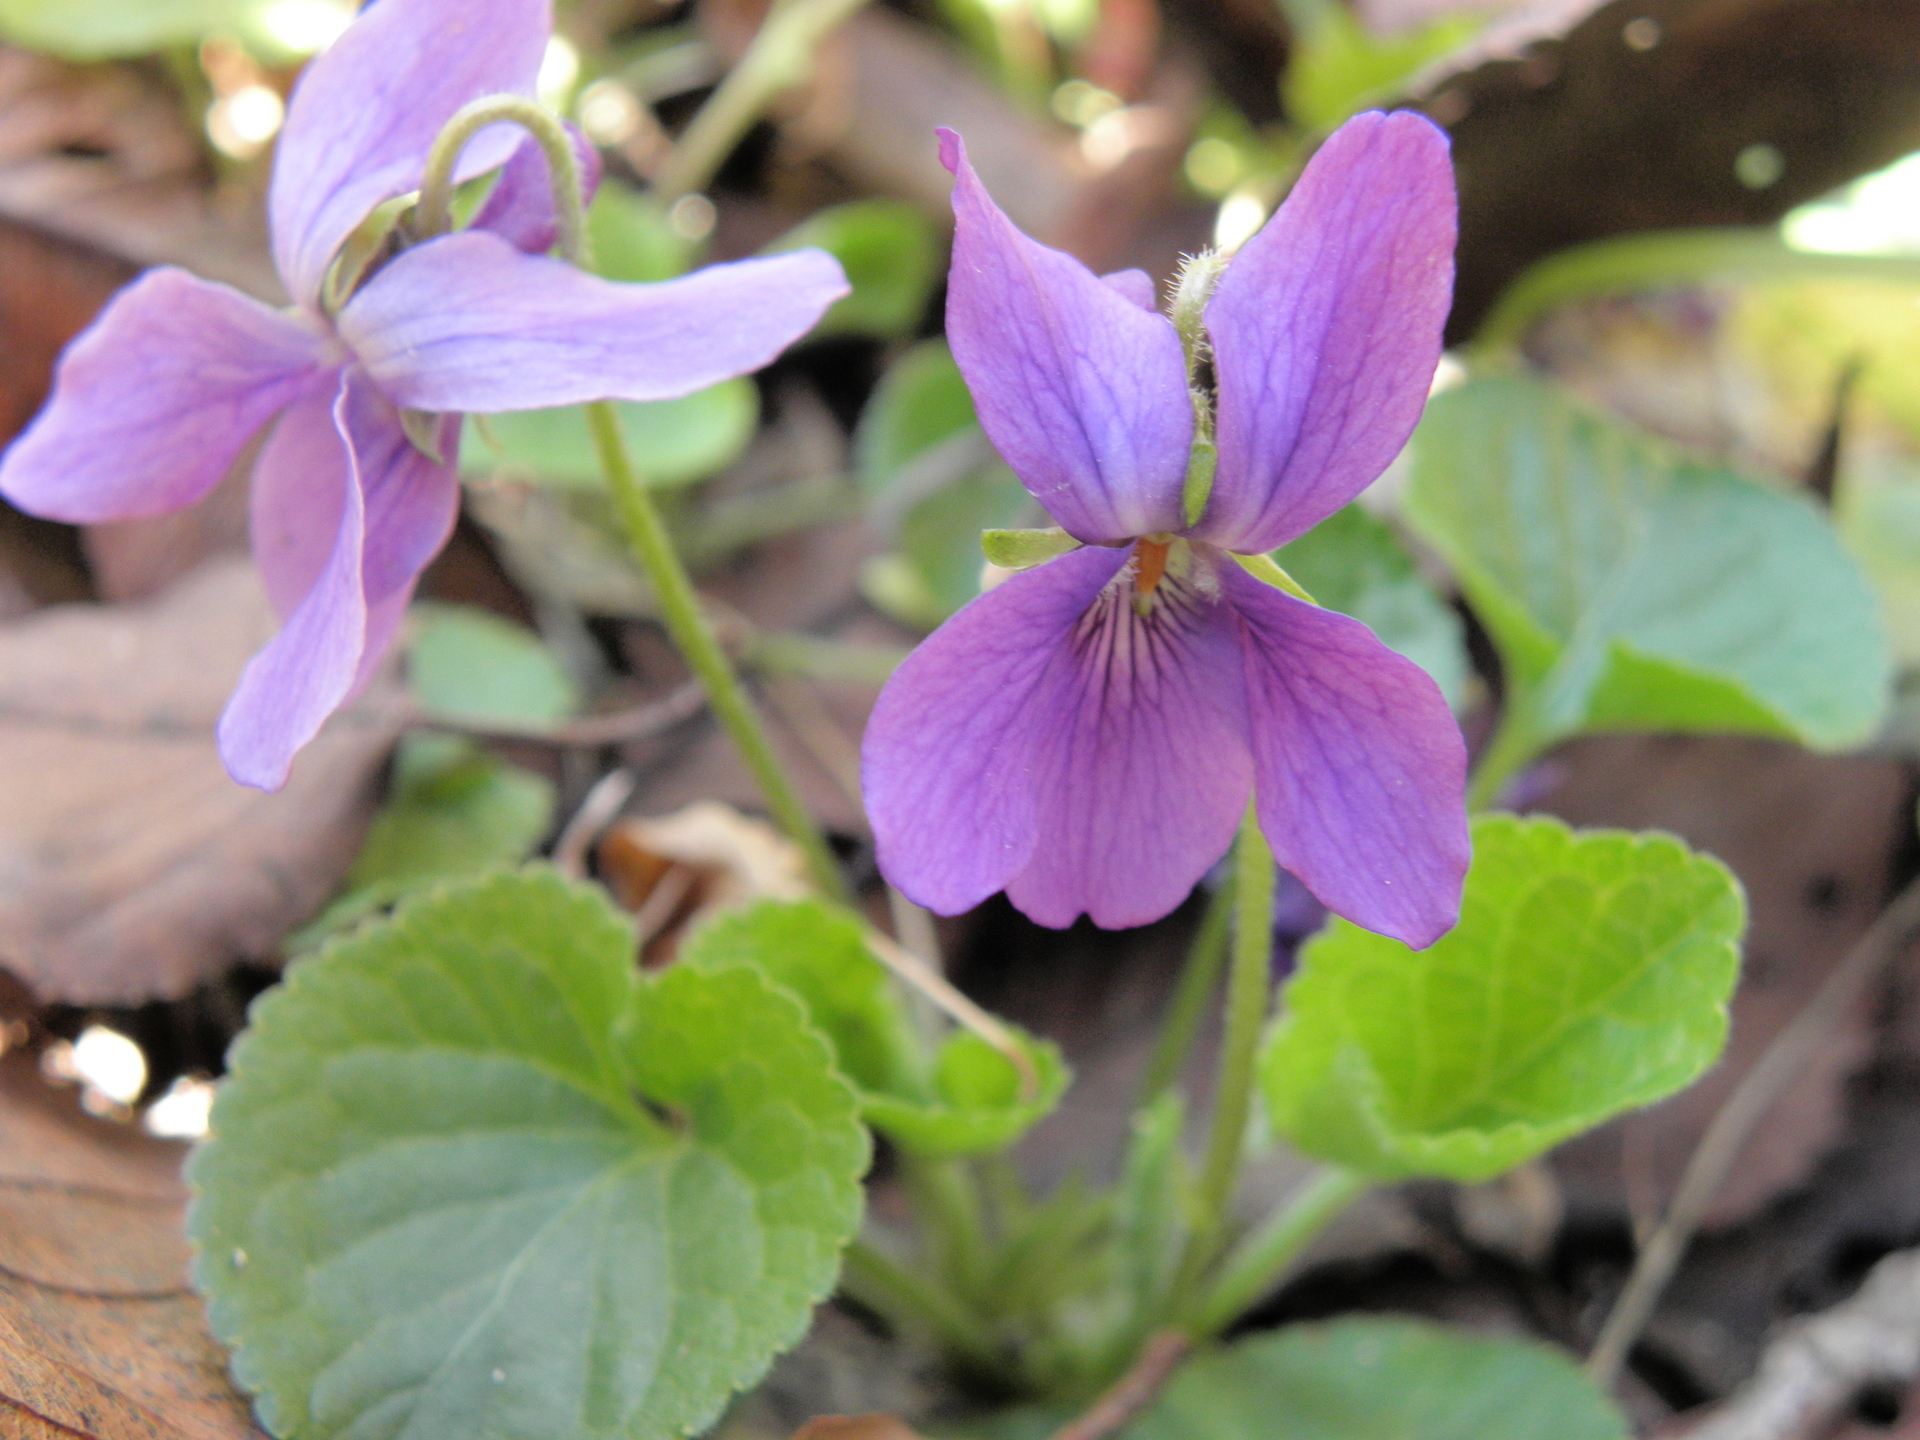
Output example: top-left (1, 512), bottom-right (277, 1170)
top-left (1222, 562), bottom-right (1468, 947)
top-left (339, 235), bottom-right (850, 413)
top-left (938, 129), bottom-right (1191, 544)
top-left (864, 546), bottom-right (1253, 929)
top-left (1197, 110), bottom-right (1456, 554)
top-left (0, 268), bottom-right (325, 523)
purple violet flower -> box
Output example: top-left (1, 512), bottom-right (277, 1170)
top-left (860, 114), bottom-right (1469, 947)
top-left (0, 0), bottom-right (848, 792)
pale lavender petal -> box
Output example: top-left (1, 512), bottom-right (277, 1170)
top-left (250, 371), bottom-right (349, 621)
top-left (939, 128), bottom-right (1191, 544)
top-left (1220, 559), bottom-right (1468, 948)
top-left (1195, 111), bottom-right (1455, 554)
top-left (1101, 268), bottom-right (1158, 310)
top-left (470, 124), bottom-right (604, 255)
top-left (338, 231), bottom-right (848, 413)
top-left (864, 545), bottom-right (1253, 930)
top-left (0, 268), bottom-right (325, 524)
top-left (270, 0), bottom-right (549, 308)
top-left (219, 371), bottom-right (457, 790)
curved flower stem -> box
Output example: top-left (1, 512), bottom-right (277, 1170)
top-left (1137, 879), bottom-right (1234, 1107)
top-left (1175, 808), bottom-right (1277, 1299)
top-left (587, 402), bottom-right (849, 901)
top-left (652, 0), bottom-right (873, 204)
top-left (415, 94), bottom-right (586, 256)
top-left (1182, 1165), bottom-right (1369, 1337)
top-left (1463, 693), bottom-right (1553, 813)
top-left (1046, 1332), bottom-right (1194, 1440)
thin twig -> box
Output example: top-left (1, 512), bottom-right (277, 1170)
top-left (1047, 1331), bottom-right (1194, 1440)
top-left (405, 680), bottom-right (706, 748)
top-left (864, 928), bottom-right (1040, 1099)
top-left (1587, 872), bottom-right (1920, 1386)
top-left (1682, 1246), bottom-right (1920, 1440)
top-left (552, 767), bottom-right (638, 880)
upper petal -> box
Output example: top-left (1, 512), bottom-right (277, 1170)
top-left (863, 544), bottom-right (1253, 930)
top-left (0, 267), bottom-right (324, 524)
top-left (939, 128), bottom-right (1192, 544)
top-left (1195, 111), bottom-right (1455, 554)
top-left (338, 231), bottom-right (848, 413)
top-left (270, 0), bottom-right (549, 308)
top-left (1221, 560), bottom-right (1468, 948)
top-left (220, 370), bottom-right (457, 790)
top-left (470, 124), bottom-right (605, 256)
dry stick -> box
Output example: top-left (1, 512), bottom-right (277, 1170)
top-left (1046, 1332), bottom-right (1194, 1440)
top-left (406, 679), bottom-right (707, 748)
top-left (552, 767), bottom-right (639, 880)
top-left (1587, 872), bottom-right (1920, 1386)
top-left (864, 928), bottom-right (1041, 1100)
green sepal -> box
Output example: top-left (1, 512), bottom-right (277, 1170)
top-left (1182, 438), bottom-right (1217, 527)
top-left (1233, 551), bottom-right (1318, 605)
top-left (982, 526), bottom-right (1083, 570)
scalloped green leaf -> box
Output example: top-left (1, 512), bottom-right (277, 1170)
top-left (1406, 376), bottom-right (1890, 749)
top-left (965, 1316), bottom-right (1625, 1440)
top-left (190, 870), bottom-right (868, 1440)
top-left (1274, 503), bottom-right (1470, 708)
top-left (1259, 814), bottom-right (1744, 1182)
top-left (679, 899), bottom-right (1069, 1157)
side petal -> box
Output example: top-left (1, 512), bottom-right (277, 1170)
top-left (270, 0), bottom-right (549, 308)
top-left (1221, 560), bottom-right (1468, 948)
top-left (0, 268), bottom-right (324, 524)
top-left (249, 371), bottom-right (349, 622)
top-left (220, 372), bottom-right (458, 790)
top-left (470, 125), bottom-right (604, 256)
top-left (863, 545), bottom-right (1253, 930)
top-left (1196, 111), bottom-right (1455, 554)
top-left (939, 128), bottom-right (1191, 544)
top-left (338, 231), bottom-right (848, 413)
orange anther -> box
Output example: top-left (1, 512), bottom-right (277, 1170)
top-left (1134, 537), bottom-right (1171, 595)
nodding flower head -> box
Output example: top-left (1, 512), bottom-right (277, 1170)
top-left (860, 114), bottom-right (1469, 947)
top-left (0, 0), bottom-right (848, 791)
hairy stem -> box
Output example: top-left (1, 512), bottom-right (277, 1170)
top-left (1183, 1166), bottom-right (1369, 1337)
top-left (415, 94), bottom-right (585, 258)
top-left (1177, 809), bottom-right (1277, 1295)
top-left (652, 0), bottom-right (872, 203)
top-left (587, 401), bottom-right (848, 900)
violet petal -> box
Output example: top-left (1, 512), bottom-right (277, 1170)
top-left (470, 124), bottom-right (605, 256)
top-left (864, 545), bottom-right (1253, 929)
top-left (939, 128), bottom-right (1191, 544)
top-left (1220, 558), bottom-right (1469, 948)
top-left (270, 0), bottom-right (549, 309)
top-left (1195, 111), bottom-right (1455, 554)
top-left (0, 267), bottom-right (324, 524)
top-left (1101, 268), bottom-right (1159, 310)
top-left (338, 231), bottom-right (848, 412)
top-left (249, 369), bottom-right (351, 621)
top-left (218, 371), bottom-right (457, 790)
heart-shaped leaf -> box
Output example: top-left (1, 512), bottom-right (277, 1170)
top-left (680, 900), bottom-right (1069, 1157)
top-left (1406, 376), bottom-right (1889, 750)
top-left (190, 870), bottom-right (868, 1440)
top-left (1259, 814), bottom-right (1744, 1181)
top-left (966, 1316), bottom-right (1626, 1440)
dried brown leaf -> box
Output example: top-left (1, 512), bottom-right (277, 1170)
top-left (0, 1046), bottom-right (262, 1440)
top-left (0, 558), bottom-right (401, 1004)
